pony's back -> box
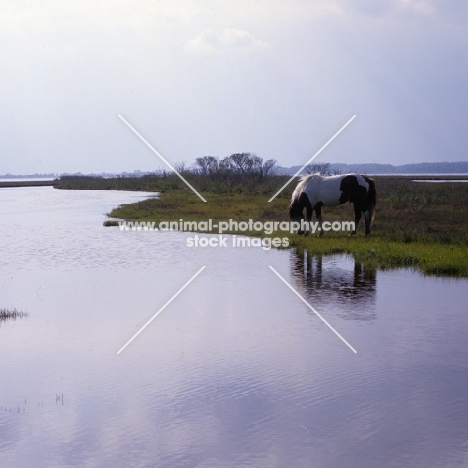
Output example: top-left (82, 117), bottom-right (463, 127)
top-left (290, 174), bottom-right (319, 200)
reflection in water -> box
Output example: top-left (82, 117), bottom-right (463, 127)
top-left (291, 249), bottom-right (377, 321)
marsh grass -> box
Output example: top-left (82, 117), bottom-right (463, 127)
top-left (108, 191), bottom-right (288, 224)
top-left (289, 236), bottom-right (468, 277)
top-left (54, 173), bottom-right (291, 195)
top-left (103, 220), bottom-right (120, 227)
top-left (0, 308), bottom-right (28, 323)
top-left (92, 175), bottom-right (468, 277)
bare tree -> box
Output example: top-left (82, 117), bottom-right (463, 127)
top-left (243, 154), bottom-right (262, 174)
top-left (195, 156), bottom-right (219, 175)
top-left (305, 162), bottom-right (331, 175)
top-left (226, 153), bottom-right (265, 175)
top-left (174, 161), bottom-right (189, 174)
top-left (262, 159), bottom-right (277, 176)
top-left (227, 153), bottom-right (252, 174)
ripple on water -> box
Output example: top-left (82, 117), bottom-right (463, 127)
top-left (1, 187), bottom-right (468, 467)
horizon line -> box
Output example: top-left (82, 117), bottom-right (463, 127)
top-left (3, 160), bottom-right (468, 178)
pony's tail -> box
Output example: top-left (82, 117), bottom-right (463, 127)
top-left (366, 177), bottom-right (377, 226)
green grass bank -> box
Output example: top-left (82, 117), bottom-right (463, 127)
top-left (55, 174), bottom-right (468, 277)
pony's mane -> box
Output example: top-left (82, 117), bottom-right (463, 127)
top-left (291, 174), bottom-right (321, 200)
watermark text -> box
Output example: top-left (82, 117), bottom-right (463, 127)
top-left (117, 219), bottom-right (355, 235)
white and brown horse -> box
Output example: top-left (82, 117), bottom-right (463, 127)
top-left (288, 173), bottom-right (376, 235)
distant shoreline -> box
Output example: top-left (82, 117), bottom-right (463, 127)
top-left (2, 174), bottom-right (468, 190)
top-left (0, 180), bottom-right (56, 188)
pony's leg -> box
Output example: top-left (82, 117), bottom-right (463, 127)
top-left (297, 214), bottom-right (305, 235)
top-left (363, 210), bottom-right (371, 235)
top-left (305, 202), bottom-right (313, 236)
top-left (315, 204), bottom-right (323, 237)
top-left (350, 203), bottom-right (361, 235)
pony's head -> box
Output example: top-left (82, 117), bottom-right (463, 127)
top-left (288, 197), bottom-right (304, 222)
top-left (288, 175), bottom-right (312, 222)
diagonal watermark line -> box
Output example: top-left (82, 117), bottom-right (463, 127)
top-left (118, 114), bottom-right (207, 203)
top-left (268, 115), bottom-right (356, 202)
top-left (117, 266), bottom-right (206, 354)
top-left (268, 266), bottom-right (357, 353)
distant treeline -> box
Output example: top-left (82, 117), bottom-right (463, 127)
top-left (284, 161), bottom-right (468, 175)
top-left (54, 153), bottom-right (291, 196)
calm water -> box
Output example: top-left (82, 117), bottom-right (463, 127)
top-left (1, 187), bottom-right (467, 467)
top-left (412, 179), bottom-right (468, 183)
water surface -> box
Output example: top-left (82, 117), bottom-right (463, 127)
top-left (1, 187), bottom-right (467, 467)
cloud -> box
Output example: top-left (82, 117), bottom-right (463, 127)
top-left (397, 0), bottom-right (435, 15)
top-left (184, 28), bottom-right (270, 55)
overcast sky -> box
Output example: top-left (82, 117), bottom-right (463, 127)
top-left (1, 0), bottom-right (467, 174)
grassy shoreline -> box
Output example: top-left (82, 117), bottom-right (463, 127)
top-left (289, 237), bottom-right (467, 277)
top-left (101, 176), bottom-right (468, 277)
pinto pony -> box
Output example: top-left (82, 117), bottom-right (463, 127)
top-left (288, 173), bottom-right (376, 236)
